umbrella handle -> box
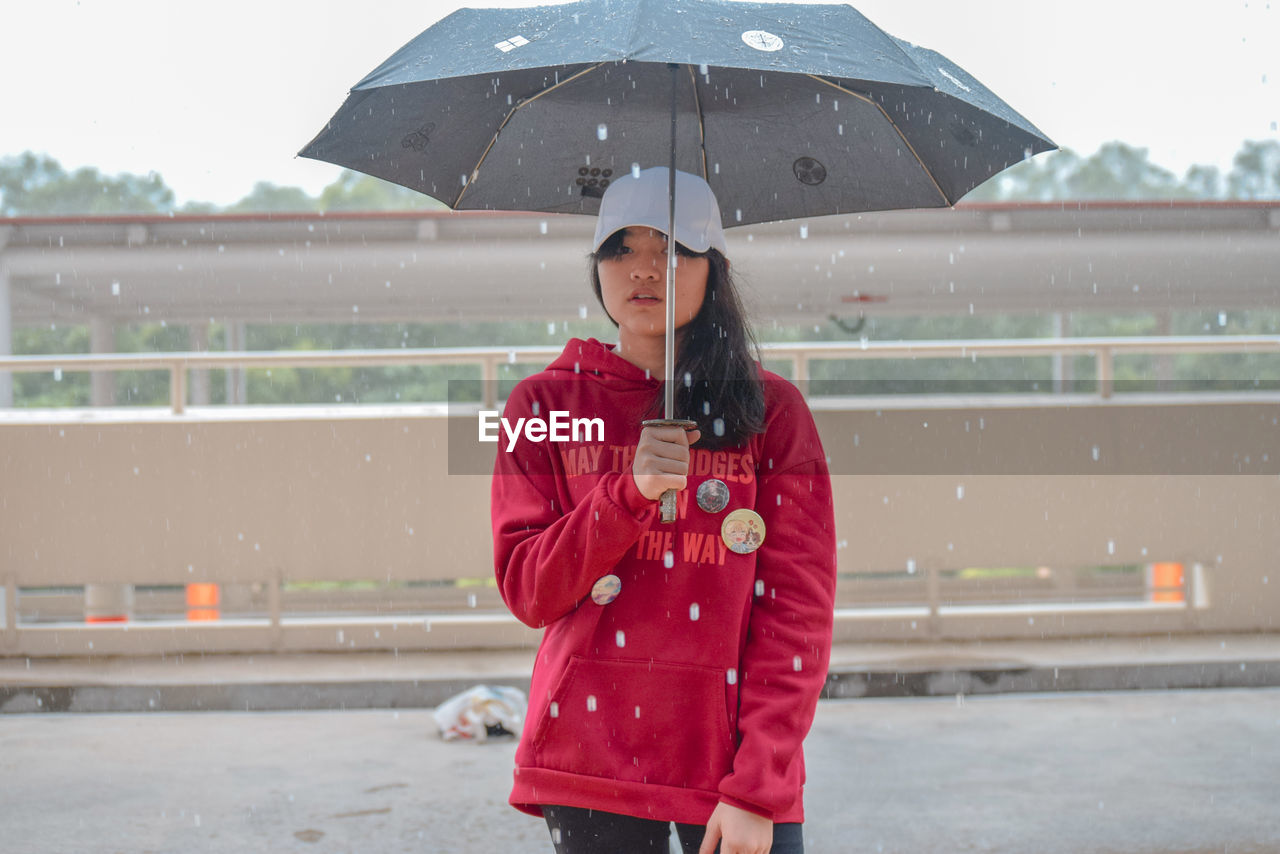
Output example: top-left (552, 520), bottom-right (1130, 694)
top-left (643, 418), bottom-right (699, 523)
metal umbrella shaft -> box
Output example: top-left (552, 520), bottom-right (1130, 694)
top-left (665, 63), bottom-right (678, 421)
top-left (650, 63), bottom-right (697, 523)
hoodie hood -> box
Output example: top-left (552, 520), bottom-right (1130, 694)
top-left (545, 338), bottom-right (660, 391)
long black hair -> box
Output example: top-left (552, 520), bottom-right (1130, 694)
top-left (590, 231), bottom-right (766, 450)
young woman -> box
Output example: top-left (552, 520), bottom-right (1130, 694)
top-left (491, 167), bottom-right (836, 854)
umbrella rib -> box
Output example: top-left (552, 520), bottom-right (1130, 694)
top-left (455, 63), bottom-right (607, 209)
top-left (806, 74), bottom-right (951, 207)
top-left (686, 64), bottom-right (709, 179)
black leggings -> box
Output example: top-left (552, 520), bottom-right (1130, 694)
top-left (543, 805), bottom-right (804, 854)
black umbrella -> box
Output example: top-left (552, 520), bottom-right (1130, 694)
top-left (302, 0), bottom-right (1053, 217)
top-left (300, 0), bottom-right (1054, 517)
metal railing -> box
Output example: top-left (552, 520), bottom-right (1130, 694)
top-left (2, 335), bottom-right (1277, 414)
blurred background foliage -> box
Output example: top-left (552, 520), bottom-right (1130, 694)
top-left (4, 140), bottom-right (1280, 407)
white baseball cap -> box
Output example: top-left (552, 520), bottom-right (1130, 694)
top-left (592, 166), bottom-right (728, 255)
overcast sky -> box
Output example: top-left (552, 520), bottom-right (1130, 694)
top-left (4, 0), bottom-right (1276, 206)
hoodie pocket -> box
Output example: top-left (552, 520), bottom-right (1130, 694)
top-left (532, 655), bottom-right (736, 792)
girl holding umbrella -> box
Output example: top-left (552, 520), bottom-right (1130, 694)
top-left (491, 167), bottom-right (836, 854)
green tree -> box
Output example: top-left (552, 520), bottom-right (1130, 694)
top-left (965, 143), bottom-right (1193, 202)
top-left (1065, 142), bottom-right (1190, 199)
top-left (318, 169), bottom-right (446, 212)
top-left (1226, 140), bottom-right (1280, 199)
top-left (1184, 164), bottom-right (1223, 199)
top-left (966, 139), bottom-right (1280, 203)
top-left (223, 181), bottom-right (319, 213)
top-left (0, 151), bottom-right (176, 216)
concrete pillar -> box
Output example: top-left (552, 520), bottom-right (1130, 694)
top-left (190, 321), bottom-right (211, 406)
top-left (1154, 310), bottom-right (1174, 392)
top-left (87, 314), bottom-right (131, 621)
top-left (1051, 312), bottom-right (1073, 395)
top-left (90, 316), bottom-right (116, 406)
top-left (0, 260), bottom-right (11, 408)
top-left (225, 320), bottom-right (247, 405)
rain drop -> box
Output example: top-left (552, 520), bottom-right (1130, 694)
top-left (1107, 539), bottom-right (1116, 555)
top-left (1092, 445), bottom-right (1101, 462)
top-left (631, 163), bottom-right (642, 179)
top-left (664, 550), bottom-right (675, 569)
top-left (111, 281), bottom-right (121, 296)
top-left (597, 123), bottom-right (608, 141)
top-left (726, 668), bottom-right (738, 685)
top-left (713, 418), bottom-right (726, 437)
top-left (579, 305), bottom-right (589, 319)
top-left (586, 695), bottom-right (597, 712)
top-left (755, 580), bottom-right (765, 596)
top-left (539, 221), bottom-right (548, 235)
top-left (799, 224), bottom-right (809, 239)
top-left (956, 484), bottom-right (965, 500)
top-left (906, 558), bottom-right (917, 574)
top-left (616, 630), bottom-right (626, 648)
top-left (689, 603), bottom-right (701, 621)
top-left (549, 701), bottom-right (559, 718)
top-left (793, 656), bottom-right (803, 672)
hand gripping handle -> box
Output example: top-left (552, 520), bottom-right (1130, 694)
top-left (641, 418), bottom-right (699, 523)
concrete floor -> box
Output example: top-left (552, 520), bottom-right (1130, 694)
top-left (2, 689), bottom-right (1278, 854)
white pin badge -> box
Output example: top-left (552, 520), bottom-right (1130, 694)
top-left (742, 30), bottom-right (784, 52)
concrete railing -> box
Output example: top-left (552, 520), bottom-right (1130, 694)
top-left (3, 335), bottom-right (1279, 414)
top-left (2, 337), bottom-right (1278, 656)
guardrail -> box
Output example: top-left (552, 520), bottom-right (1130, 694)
top-left (2, 335), bottom-right (1278, 414)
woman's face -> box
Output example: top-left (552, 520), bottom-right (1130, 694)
top-left (596, 228), bottom-right (709, 345)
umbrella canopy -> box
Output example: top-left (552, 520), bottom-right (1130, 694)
top-left (299, 0), bottom-right (1055, 226)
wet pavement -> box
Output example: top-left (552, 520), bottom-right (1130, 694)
top-left (3, 688), bottom-right (1278, 854)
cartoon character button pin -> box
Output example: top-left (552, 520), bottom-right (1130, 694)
top-left (721, 508), bottom-right (766, 555)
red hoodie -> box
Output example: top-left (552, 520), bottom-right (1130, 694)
top-left (491, 337), bottom-right (836, 826)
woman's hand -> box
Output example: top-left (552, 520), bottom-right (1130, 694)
top-left (698, 801), bottom-right (773, 854)
top-left (631, 423), bottom-right (701, 501)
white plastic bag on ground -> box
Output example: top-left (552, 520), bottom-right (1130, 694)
top-left (433, 685), bottom-right (527, 742)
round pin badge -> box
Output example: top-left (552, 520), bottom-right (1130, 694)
top-left (591, 574), bottom-right (621, 605)
top-left (696, 478), bottom-right (731, 514)
top-left (721, 508), bottom-right (766, 555)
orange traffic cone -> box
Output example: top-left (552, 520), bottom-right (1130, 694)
top-left (186, 583), bottom-right (221, 621)
top-left (1149, 562), bottom-right (1185, 603)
